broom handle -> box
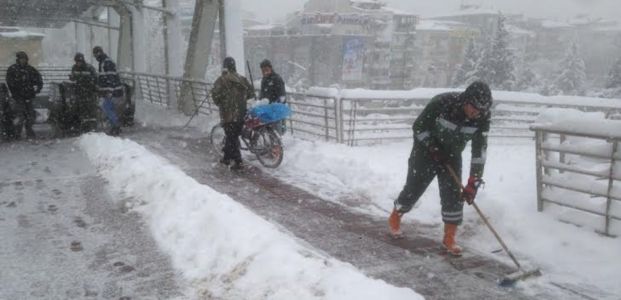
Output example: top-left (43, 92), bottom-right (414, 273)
top-left (444, 163), bottom-right (522, 269)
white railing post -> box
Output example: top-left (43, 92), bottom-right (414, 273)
top-left (535, 130), bottom-right (544, 212)
top-left (334, 88), bottom-right (343, 144)
top-left (604, 140), bottom-right (618, 236)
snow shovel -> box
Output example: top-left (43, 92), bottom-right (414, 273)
top-left (444, 163), bottom-right (542, 286)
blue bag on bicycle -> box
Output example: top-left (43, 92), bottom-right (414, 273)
top-left (249, 103), bottom-right (291, 124)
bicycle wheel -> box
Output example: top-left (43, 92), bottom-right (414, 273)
top-left (209, 123), bottom-right (226, 157)
top-left (252, 127), bottom-right (283, 168)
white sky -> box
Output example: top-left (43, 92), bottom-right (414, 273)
top-left (241, 0), bottom-right (621, 23)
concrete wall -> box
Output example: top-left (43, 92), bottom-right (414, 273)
top-left (0, 37), bottom-right (44, 66)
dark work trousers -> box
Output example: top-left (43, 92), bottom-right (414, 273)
top-left (223, 121), bottom-right (244, 164)
top-left (13, 98), bottom-right (36, 138)
top-left (101, 96), bottom-right (120, 127)
top-left (395, 143), bottom-right (464, 225)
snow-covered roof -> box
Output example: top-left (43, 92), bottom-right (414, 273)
top-left (415, 20), bottom-right (467, 32)
top-left (429, 8), bottom-right (500, 19)
top-left (381, 6), bottom-right (416, 16)
top-left (246, 24), bottom-right (278, 31)
top-left (541, 20), bottom-right (573, 28)
top-left (0, 0), bottom-right (94, 28)
top-left (0, 27), bottom-right (45, 39)
top-left (595, 24), bottom-right (621, 32)
top-left (505, 24), bottom-right (535, 36)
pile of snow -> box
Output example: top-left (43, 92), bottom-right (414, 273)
top-left (532, 107), bottom-right (621, 138)
top-left (78, 134), bottom-right (421, 300)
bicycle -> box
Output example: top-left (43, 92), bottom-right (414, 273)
top-left (209, 115), bottom-right (284, 168)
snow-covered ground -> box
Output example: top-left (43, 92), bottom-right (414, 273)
top-left (78, 134), bottom-right (422, 300)
top-left (131, 99), bottom-right (621, 298)
top-left (263, 133), bottom-right (621, 298)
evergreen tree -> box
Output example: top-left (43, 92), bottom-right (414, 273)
top-left (553, 41), bottom-right (586, 96)
top-left (514, 54), bottom-right (543, 92)
top-left (515, 66), bottom-right (537, 92)
top-left (471, 13), bottom-right (515, 90)
top-left (602, 57), bottom-right (621, 98)
top-left (452, 38), bottom-right (479, 87)
top-left (606, 57), bottom-right (621, 89)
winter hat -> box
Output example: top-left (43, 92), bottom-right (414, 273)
top-left (92, 46), bottom-right (104, 56)
top-left (223, 56), bottom-right (236, 72)
top-left (463, 81), bottom-right (492, 112)
top-left (74, 52), bottom-right (85, 62)
top-left (260, 59), bottom-right (272, 69)
top-left (16, 51), bottom-right (28, 61)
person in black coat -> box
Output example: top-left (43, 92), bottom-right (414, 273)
top-left (5, 51), bottom-right (43, 139)
top-left (259, 59), bottom-right (286, 103)
top-left (1, 83), bottom-right (15, 140)
top-left (259, 59), bottom-right (288, 134)
top-left (69, 53), bottom-right (99, 132)
top-left (93, 46), bottom-right (123, 136)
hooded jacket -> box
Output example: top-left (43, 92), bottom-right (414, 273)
top-left (412, 92), bottom-right (491, 178)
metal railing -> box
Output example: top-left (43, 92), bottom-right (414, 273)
top-left (119, 72), bottom-right (215, 115)
top-left (5, 68), bottom-right (620, 146)
top-left (286, 92), bottom-right (339, 142)
top-left (121, 72), bottom-right (621, 145)
top-left (0, 66), bottom-right (74, 96)
top-left (339, 98), bottom-right (621, 146)
top-left (531, 123), bottom-right (621, 237)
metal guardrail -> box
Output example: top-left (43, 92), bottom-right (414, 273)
top-left (286, 92), bottom-right (339, 142)
top-left (6, 68), bottom-right (619, 145)
top-left (531, 124), bottom-right (621, 237)
top-left (0, 66), bottom-right (73, 96)
top-left (337, 98), bottom-right (621, 146)
top-left (119, 71), bottom-right (216, 115)
top-left (118, 72), bottom-right (621, 145)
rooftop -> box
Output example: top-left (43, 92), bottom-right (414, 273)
top-left (0, 0), bottom-right (100, 28)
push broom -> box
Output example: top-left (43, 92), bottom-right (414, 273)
top-left (444, 163), bottom-right (541, 286)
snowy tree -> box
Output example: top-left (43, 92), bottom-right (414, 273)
top-left (514, 54), bottom-right (544, 92)
top-left (606, 58), bottom-right (621, 89)
top-left (601, 57), bottom-right (621, 98)
top-left (553, 41), bottom-right (586, 96)
top-left (515, 66), bottom-right (537, 92)
top-left (452, 38), bottom-right (479, 87)
top-left (471, 13), bottom-right (515, 90)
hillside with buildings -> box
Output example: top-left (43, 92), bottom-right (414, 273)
top-left (177, 0), bottom-right (619, 97)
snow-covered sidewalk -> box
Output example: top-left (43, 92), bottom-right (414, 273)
top-left (263, 135), bottom-right (621, 299)
top-left (78, 134), bottom-right (422, 300)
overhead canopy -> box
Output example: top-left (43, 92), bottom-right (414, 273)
top-left (0, 0), bottom-right (102, 28)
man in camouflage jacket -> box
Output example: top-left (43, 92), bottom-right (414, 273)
top-left (211, 57), bottom-right (255, 170)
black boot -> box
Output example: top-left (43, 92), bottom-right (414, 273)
top-left (107, 126), bottom-right (121, 136)
top-left (26, 128), bottom-right (36, 139)
top-left (219, 158), bottom-right (231, 166)
top-left (230, 160), bottom-right (245, 171)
